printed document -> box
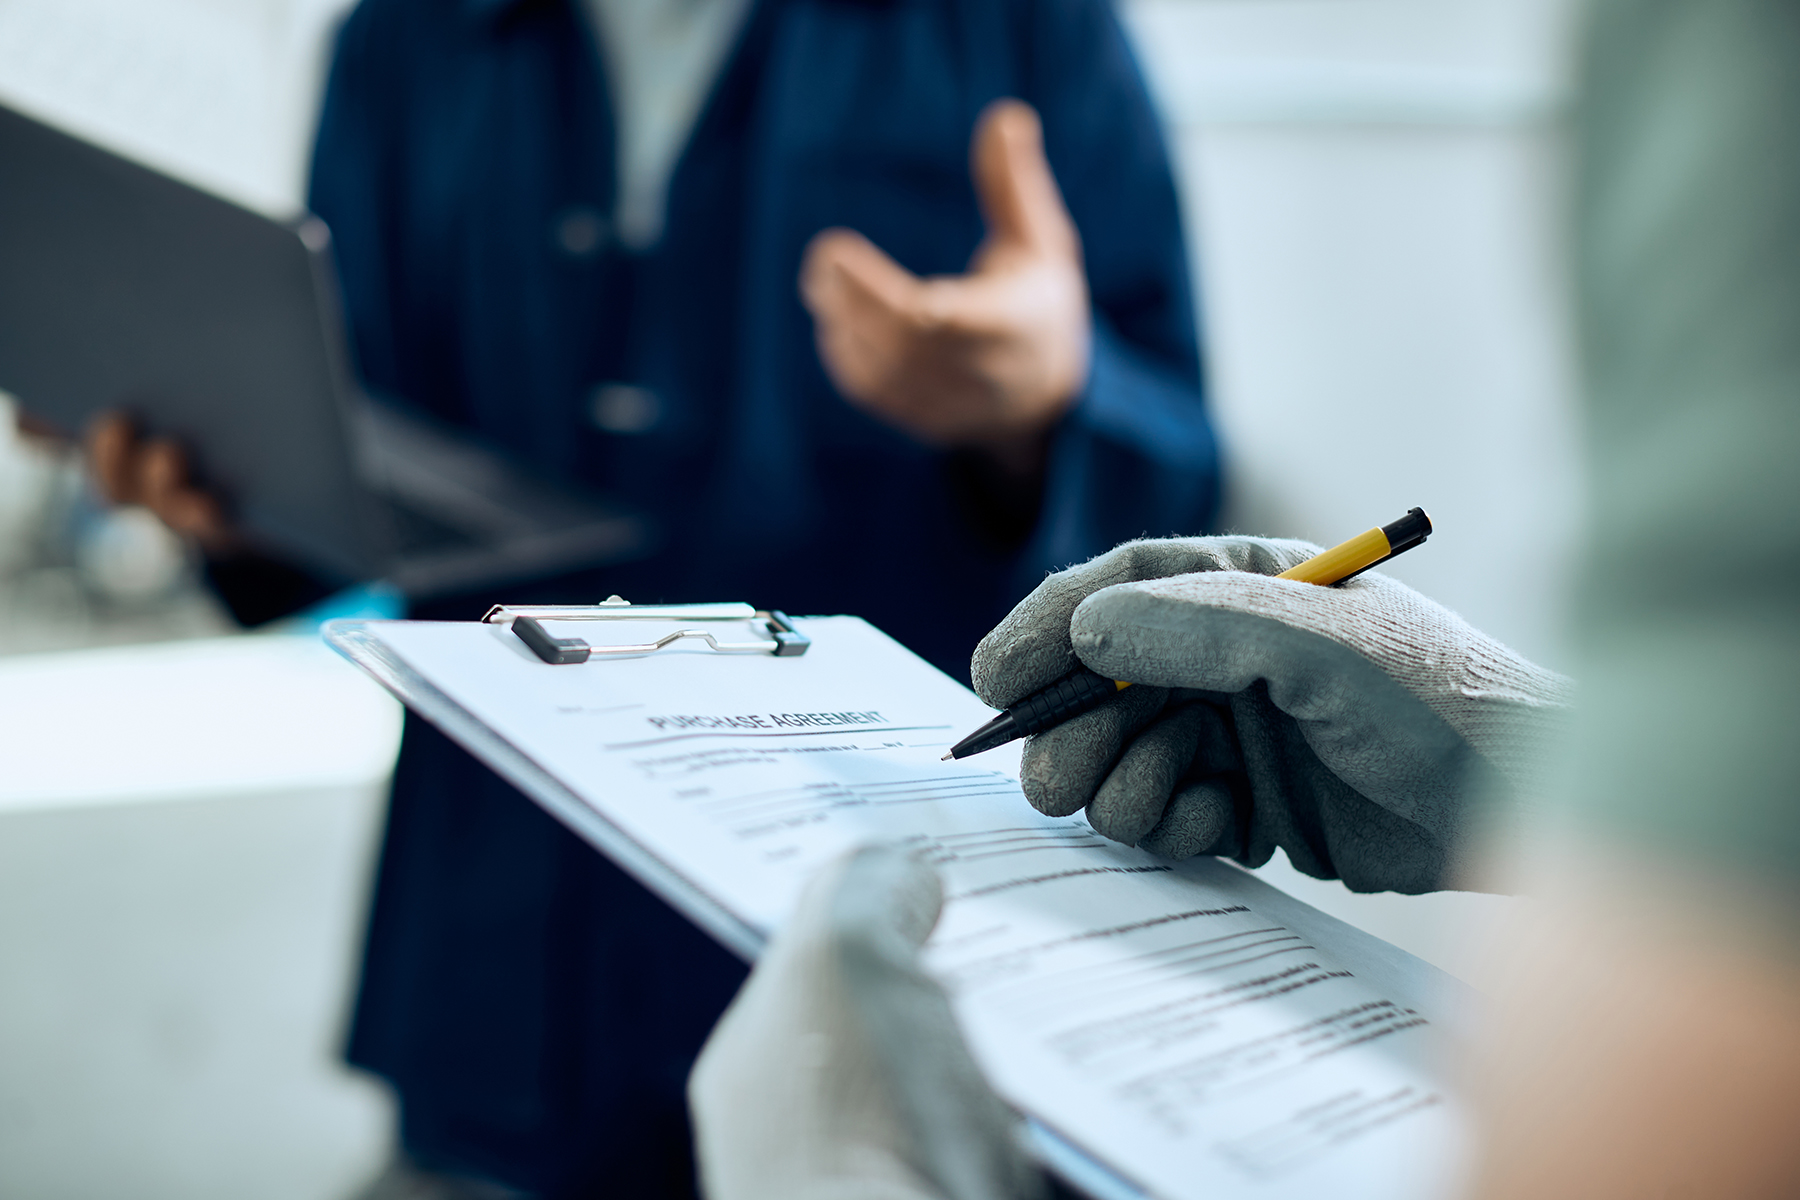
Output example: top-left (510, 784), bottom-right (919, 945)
top-left (341, 615), bottom-right (1469, 1200)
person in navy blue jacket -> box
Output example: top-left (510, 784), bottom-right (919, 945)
top-left (90, 0), bottom-right (1219, 1195)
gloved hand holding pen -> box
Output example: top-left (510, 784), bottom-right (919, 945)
top-left (970, 536), bottom-right (1573, 893)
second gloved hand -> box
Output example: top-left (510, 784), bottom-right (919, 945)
top-left (690, 846), bottom-right (1042, 1200)
top-left (971, 537), bottom-right (1572, 893)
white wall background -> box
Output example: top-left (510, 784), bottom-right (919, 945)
top-left (0, 1), bottom-right (1585, 1195)
top-left (1130, 0), bottom-right (1585, 669)
top-left (0, 0), bottom-right (348, 215)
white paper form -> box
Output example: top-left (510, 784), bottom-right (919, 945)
top-left (349, 615), bottom-right (1470, 1200)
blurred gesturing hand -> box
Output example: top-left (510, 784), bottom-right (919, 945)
top-left (800, 100), bottom-right (1090, 460)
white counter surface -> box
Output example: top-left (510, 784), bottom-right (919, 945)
top-left (0, 632), bottom-right (403, 811)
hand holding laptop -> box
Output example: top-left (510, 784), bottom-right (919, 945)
top-left (84, 411), bottom-right (232, 550)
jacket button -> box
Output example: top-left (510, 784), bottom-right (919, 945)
top-left (553, 206), bottom-right (608, 259)
top-left (589, 384), bottom-right (661, 433)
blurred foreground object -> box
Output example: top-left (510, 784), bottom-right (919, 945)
top-left (1467, 0), bottom-right (1800, 1195)
top-left (1471, 849), bottom-right (1800, 1199)
top-left (691, 847), bottom-right (1041, 1200)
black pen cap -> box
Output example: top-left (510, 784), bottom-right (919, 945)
top-left (1381, 507), bottom-right (1433, 554)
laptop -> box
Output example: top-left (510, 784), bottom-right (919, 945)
top-left (0, 101), bottom-right (649, 601)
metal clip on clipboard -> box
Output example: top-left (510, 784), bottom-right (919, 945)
top-left (482, 595), bottom-right (811, 665)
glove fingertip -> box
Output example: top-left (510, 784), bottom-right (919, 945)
top-left (1137, 778), bottom-right (1238, 860)
top-left (1087, 704), bottom-right (1212, 846)
top-left (825, 845), bottom-right (947, 951)
top-left (971, 629), bottom-right (1079, 709)
top-left (1020, 760), bottom-right (1091, 819)
top-left (1070, 586), bottom-right (1178, 682)
top-left (1018, 686), bottom-right (1172, 820)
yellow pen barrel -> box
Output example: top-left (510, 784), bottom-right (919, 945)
top-left (1276, 527), bottom-right (1390, 585)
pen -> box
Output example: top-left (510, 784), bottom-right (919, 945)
top-left (942, 507), bottom-right (1433, 761)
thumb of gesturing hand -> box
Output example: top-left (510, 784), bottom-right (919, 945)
top-left (800, 99), bottom-right (1091, 452)
top-left (966, 96), bottom-right (1081, 280)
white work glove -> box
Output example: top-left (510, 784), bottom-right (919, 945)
top-left (971, 537), bottom-right (1573, 893)
top-left (690, 846), bottom-right (1044, 1200)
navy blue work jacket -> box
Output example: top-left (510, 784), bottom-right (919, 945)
top-left (312, 0), bottom-right (1219, 1194)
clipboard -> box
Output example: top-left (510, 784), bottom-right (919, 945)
top-left (326, 602), bottom-right (1154, 1200)
top-left (326, 604), bottom-right (1470, 1200)
top-left (326, 615), bottom-right (764, 958)
top-left (486, 597), bottom-right (811, 666)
